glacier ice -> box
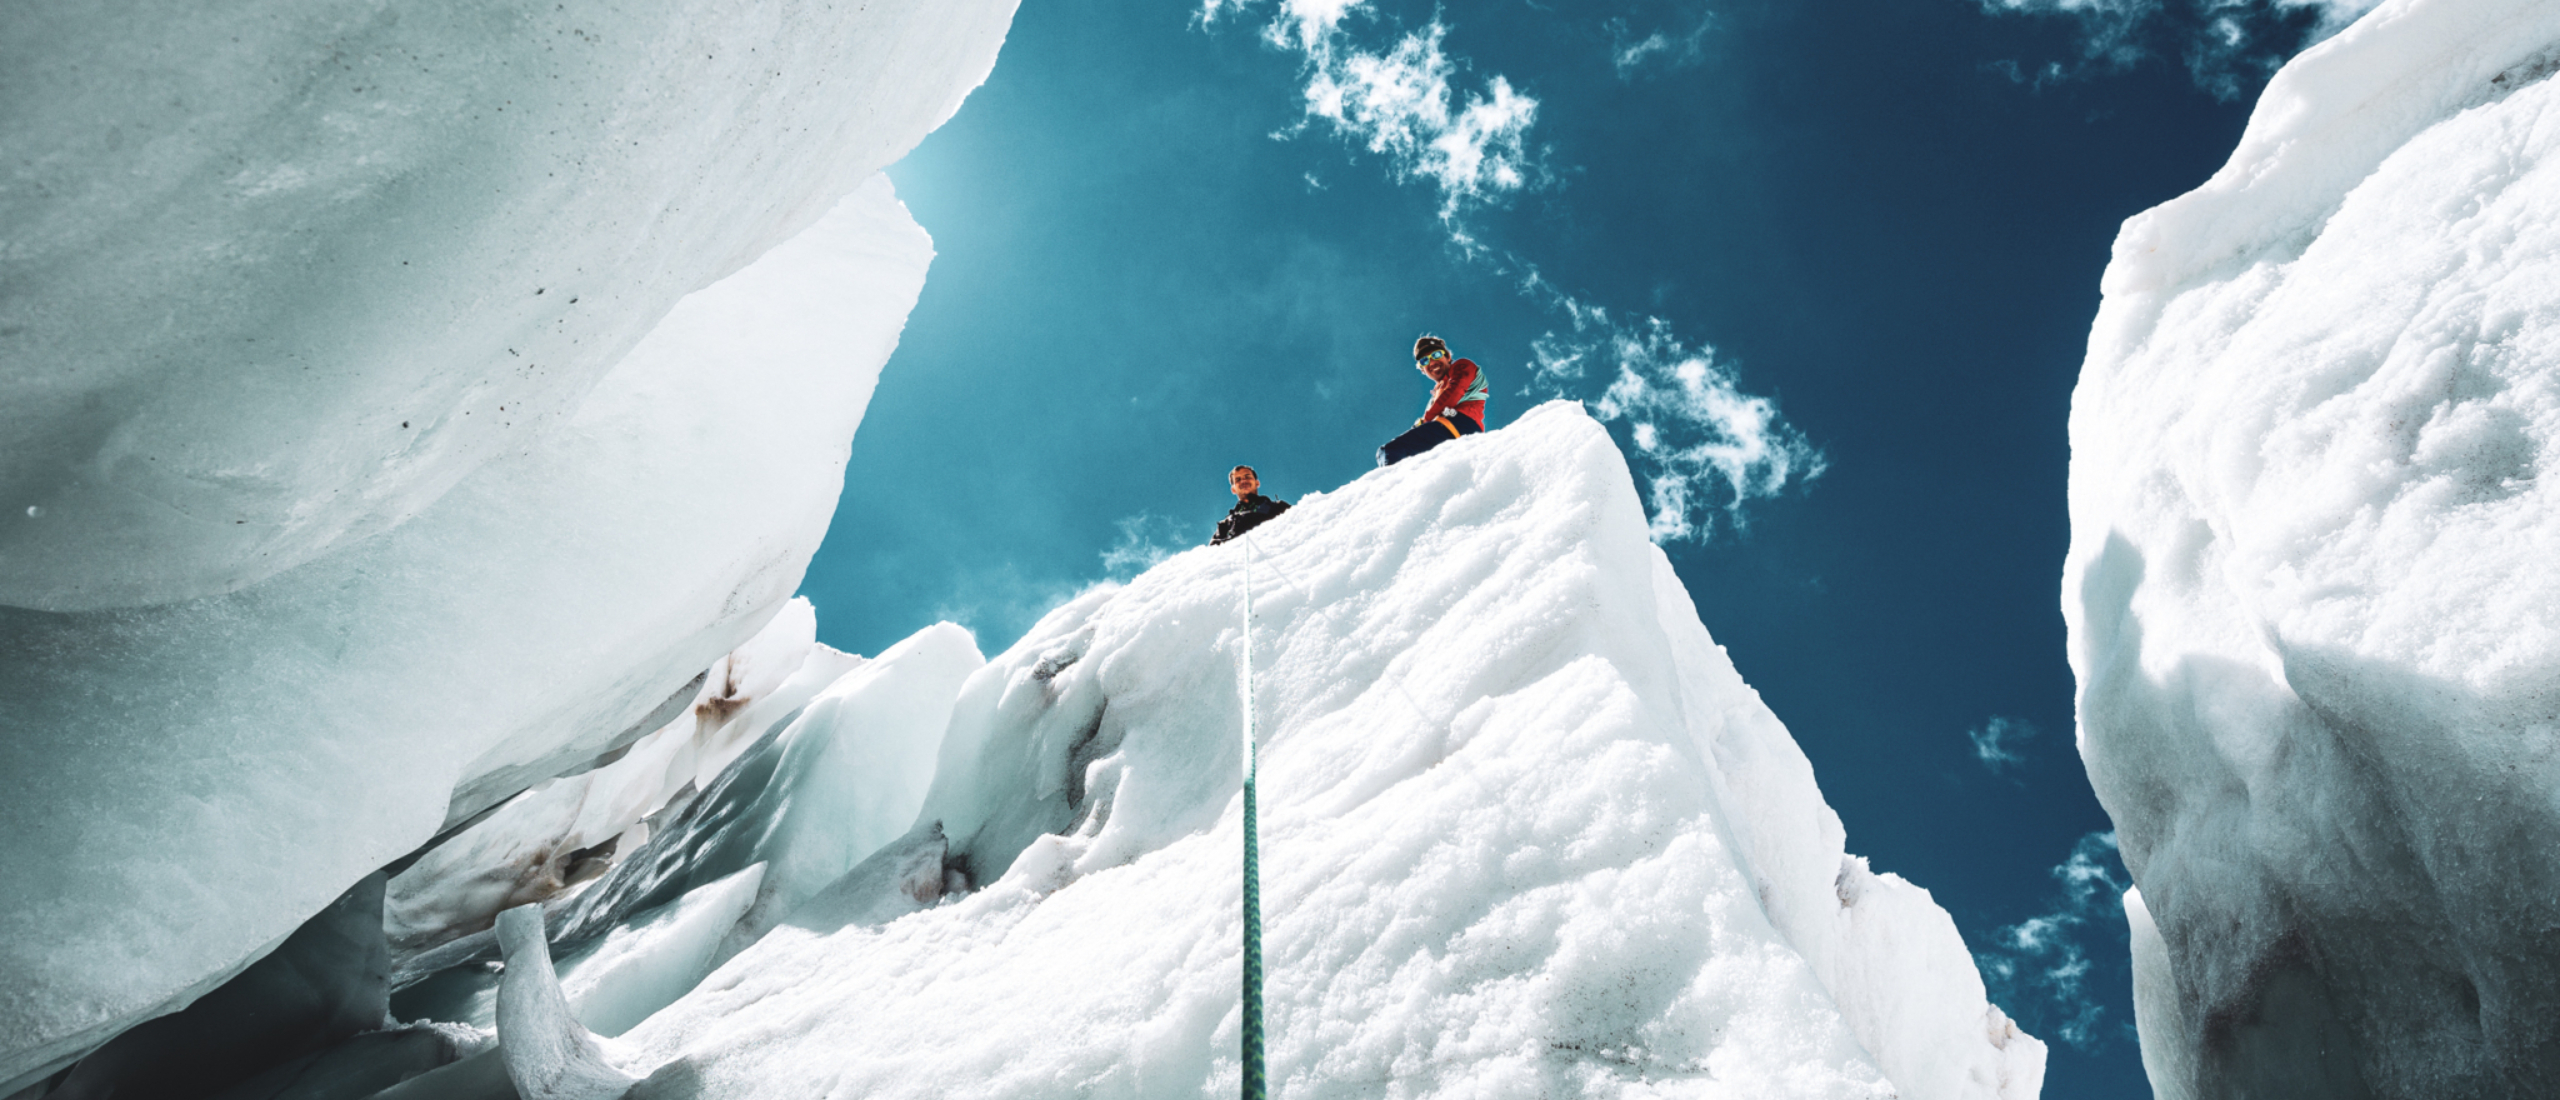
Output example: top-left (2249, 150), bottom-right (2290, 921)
top-left (497, 906), bottom-right (642, 1100)
top-left (384, 600), bottom-right (859, 959)
top-left (0, 168), bottom-right (961, 1089)
top-left (774, 823), bottom-right (954, 937)
top-left (547, 621), bottom-right (981, 957)
top-left (382, 615), bottom-right (976, 1042)
top-left (197, 1026), bottom-right (488, 1100)
top-left (0, 3), bottom-right (2068, 1091)
top-left (0, 0), bottom-right (1014, 612)
top-left (551, 863), bottom-right (766, 1043)
top-left (0, 0), bottom-right (1018, 1077)
top-left (391, 864), bottom-right (764, 1041)
top-left (585, 403), bottom-right (2043, 1100)
top-left (2063, 0), bottom-right (2560, 1093)
top-left (43, 874), bottom-right (391, 1100)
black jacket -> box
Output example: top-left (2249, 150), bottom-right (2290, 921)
top-left (1212, 493), bottom-right (1290, 545)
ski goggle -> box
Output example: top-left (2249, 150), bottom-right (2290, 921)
top-left (1416, 347), bottom-right (1450, 364)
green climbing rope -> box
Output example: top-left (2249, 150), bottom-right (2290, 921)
top-left (1241, 536), bottom-right (1269, 1100)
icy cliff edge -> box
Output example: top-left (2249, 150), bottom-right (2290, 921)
top-left (2064, 0), bottom-right (2560, 1094)
top-left (616, 402), bottom-right (2043, 1100)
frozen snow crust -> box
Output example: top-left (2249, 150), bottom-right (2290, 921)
top-left (612, 402), bottom-right (2043, 1100)
top-left (0, 172), bottom-right (963, 1089)
top-left (0, 0), bottom-right (1010, 611)
top-left (2063, 0), bottom-right (2560, 1094)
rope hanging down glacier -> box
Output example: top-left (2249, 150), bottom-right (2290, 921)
top-left (1241, 535), bottom-right (1269, 1100)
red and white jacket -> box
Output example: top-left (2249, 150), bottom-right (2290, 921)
top-left (1422, 357), bottom-right (1487, 428)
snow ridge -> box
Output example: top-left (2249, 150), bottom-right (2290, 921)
top-left (610, 402), bottom-right (2040, 1099)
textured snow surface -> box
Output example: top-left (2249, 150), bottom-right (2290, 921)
top-left (2062, 0), bottom-right (2560, 1094)
top-left (608, 403), bottom-right (2042, 1100)
top-left (0, 176), bottom-right (953, 1089)
top-left (0, 0), bottom-right (1014, 611)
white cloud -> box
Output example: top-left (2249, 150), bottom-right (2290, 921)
top-left (1608, 13), bottom-right (1715, 79)
top-left (1201, 5), bottom-right (1817, 544)
top-left (930, 513), bottom-right (1193, 658)
top-left (928, 563), bottom-right (1087, 656)
top-left (1977, 0), bottom-right (2161, 72)
top-left (2282, 0), bottom-right (2384, 36)
top-left (1974, 0), bottom-right (2379, 97)
top-left (1203, 1), bottom-right (1541, 225)
top-left (1968, 715), bottom-right (2039, 772)
top-left (1101, 512), bottom-right (1194, 579)
top-left (1979, 832), bottom-right (2134, 1051)
top-left (1531, 310), bottom-right (1824, 543)
top-left (1976, 0), bottom-right (2157, 18)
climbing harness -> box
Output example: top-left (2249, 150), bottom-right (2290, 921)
top-left (1240, 536), bottom-right (1269, 1100)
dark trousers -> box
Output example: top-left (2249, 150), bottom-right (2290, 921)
top-left (1376, 413), bottom-right (1482, 466)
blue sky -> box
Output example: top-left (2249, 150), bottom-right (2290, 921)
top-left (800, 0), bottom-right (2357, 1092)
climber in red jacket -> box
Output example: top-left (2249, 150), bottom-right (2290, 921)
top-left (1376, 335), bottom-right (1487, 466)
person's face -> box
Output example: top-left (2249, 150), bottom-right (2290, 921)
top-left (1230, 469), bottom-right (1259, 498)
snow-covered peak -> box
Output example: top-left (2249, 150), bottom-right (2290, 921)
top-left (2101, 0), bottom-right (2558, 302)
top-left (613, 402), bottom-right (2042, 1099)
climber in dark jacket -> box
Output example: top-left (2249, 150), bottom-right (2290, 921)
top-left (1377, 334), bottom-right (1487, 466)
top-left (1212, 465), bottom-right (1291, 545)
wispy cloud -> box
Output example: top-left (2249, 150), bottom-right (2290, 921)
top-left (1528, 305), bottom-right (1824, 543)
top-left (1201, 0), bottom-right (1541, 226)
top-left (1973, 0), bottom-right (2379, 99)
top-left (1100, 512), bottom-right (1193, 580)
top-left (928, 563), bottom-right (1087, 657)
top-left (1199, 4), bottom-right (1822, 545)
top-left (1968, 715), bottom-right (2039, 772)
top-left (935, 515), bottom-right (1189, 653)
top-left (1608, 13), bottom-right (1715, 79)
top-left (1978, 0), bottom-right (2158, 71)
top-left (1978, 832), bottom-right (2135, 1051)
top-left (2281, 0), bottom-right (2382, 38)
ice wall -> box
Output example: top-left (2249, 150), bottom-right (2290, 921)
top-left (2062, 0), bottom-right (2560, 1094)
top-left (0, 174), bottom-right (957, 1092)
top-left (606, 403), bottom-right (2042, 1100)
top-left (382, 600), bottom-right (859, 960)
top-left (379, 613), bottom-right (977, 1057)
top-left (0, 5), bottom-right (1040, 1081)
top-left (0, 0), bottom-right (1009, 611)
top-left (0, 1), bottom-right (1022, 1082)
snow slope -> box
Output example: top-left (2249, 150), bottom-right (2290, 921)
top-left (2062, 0), bottom-right (2560, 1094)
top-left (605, 403), bottom-right (2041, 1100)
